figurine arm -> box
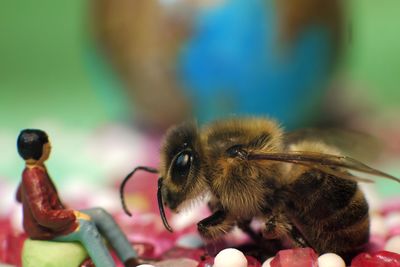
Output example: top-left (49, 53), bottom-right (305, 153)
top-left (16, 183), bottom-right (22, 203)
top-left (23, 170), bottom-right (76, 230)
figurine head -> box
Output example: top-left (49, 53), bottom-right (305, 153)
top-left (17, 129), bottom-right (51, 165)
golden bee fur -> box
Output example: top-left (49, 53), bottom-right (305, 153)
top-left (121, 117), bottom-right (400, 258)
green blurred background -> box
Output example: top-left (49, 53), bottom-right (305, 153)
top-left (346, 0), bottom-right (400, 107)
top-left (1, 1), bottom-right (399, 130)
top-left (0, 1), bottom-right (112, 130)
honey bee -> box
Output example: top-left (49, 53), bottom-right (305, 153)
top-left (121, 117), bottom-right (399, 258)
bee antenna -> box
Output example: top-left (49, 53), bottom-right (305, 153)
top-left (157, 178), bottom-right (174, 232)
top-left (120, 166), bottom-right (158, 217)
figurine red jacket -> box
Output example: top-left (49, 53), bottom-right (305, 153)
top-left (16, 166), bottom-right (78, 239)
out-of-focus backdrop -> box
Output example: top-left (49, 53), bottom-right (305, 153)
top-left (0, 0), bottom-right (399, 217)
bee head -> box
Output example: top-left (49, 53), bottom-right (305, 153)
top-left (159, 121), bottom-right (207, 211)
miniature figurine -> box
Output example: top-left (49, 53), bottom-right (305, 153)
top-left (16, 129), bottom-right (139, 267)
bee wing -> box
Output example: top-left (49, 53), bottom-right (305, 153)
top-left (247, 151), bottom-right (400, 183)
top-left (284, 128), bottom-right (382, 162)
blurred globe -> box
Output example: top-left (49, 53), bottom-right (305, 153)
top-left (92, 0), bottom-right (342, 129)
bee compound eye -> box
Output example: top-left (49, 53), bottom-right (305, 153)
top-left (171, 150), bottom-right (193, 184)
top-left (176, 152), bottom-right (190, 167)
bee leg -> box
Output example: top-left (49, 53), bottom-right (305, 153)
top-left (238, 220), bottom-right (262, 242)
top-left (262, 214), bottom-right (310, 249)
top-left (287, 224), bottom-right (311, 248)
top-left (238, 220), bottom-right (282, 254)
top-left (197, 210), bottom-right (234, 239)
top-left (207, 197), bottom-right (222, 213)
top-left (262, 215), bottom-right (286, 240)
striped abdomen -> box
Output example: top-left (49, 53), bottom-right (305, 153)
top-left (285, 169), bottom-right (370, 256)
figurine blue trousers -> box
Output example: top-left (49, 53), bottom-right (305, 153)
top-left (53, 208), bottom-right (136, 267)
